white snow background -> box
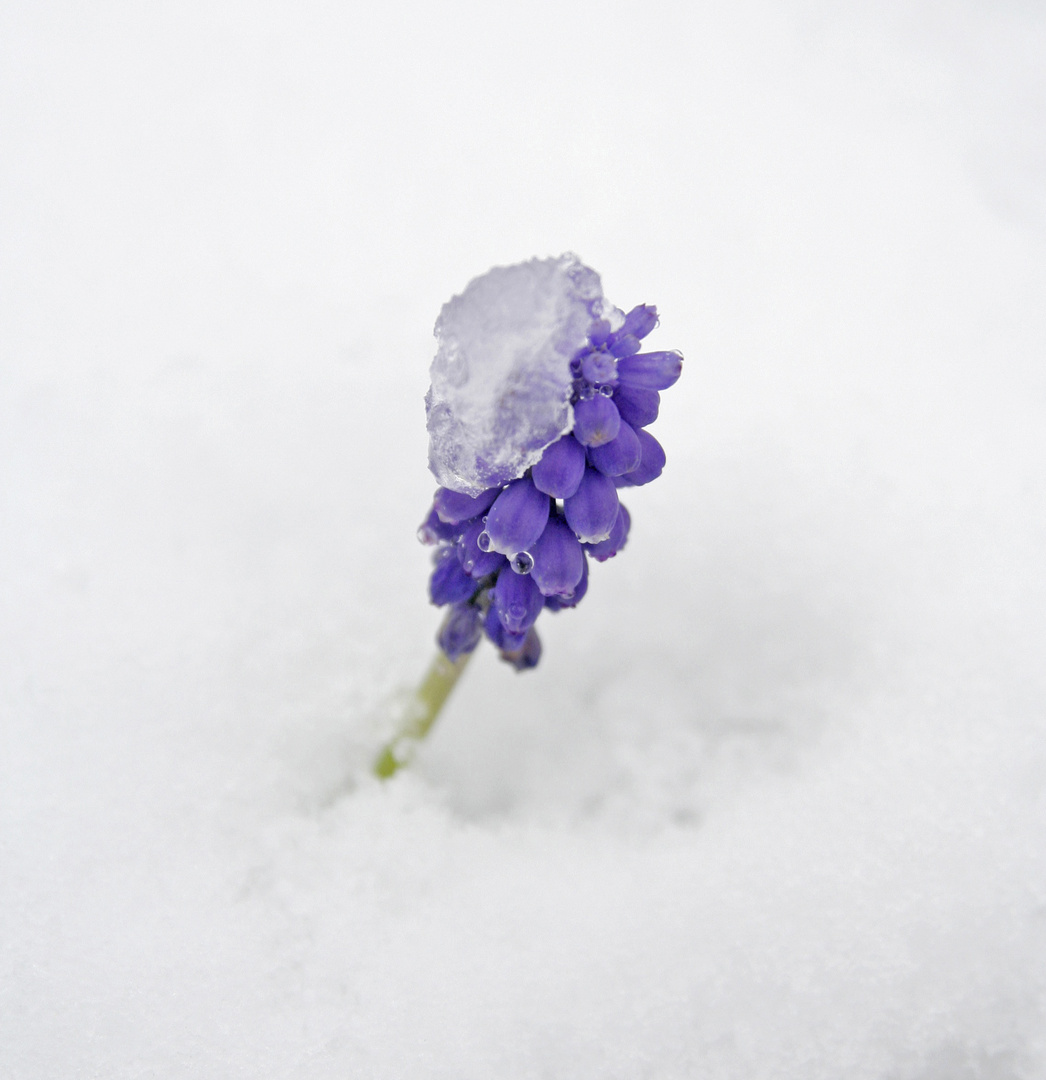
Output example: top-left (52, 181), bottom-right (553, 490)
top-left (3, 1), bottom-right (1046, 1077)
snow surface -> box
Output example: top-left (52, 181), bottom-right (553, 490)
top-left (427, 254), bottom-right (605, 496)
top-left (2, 2), bottom-right (1046, 1078)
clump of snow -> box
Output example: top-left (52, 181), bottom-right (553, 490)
top-left (426, 254), bottom-right (608, 495)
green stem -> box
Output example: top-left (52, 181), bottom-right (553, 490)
top-left (373, 647), bottom-right (474, 778)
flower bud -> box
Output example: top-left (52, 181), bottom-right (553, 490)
top-left (531, 434), bottom-right (587, 498)
top-left (563, 467), bottom-right (619, 543)
top-left (434, 485), bottom-right (500, 524)
top-left (483, 604), bottom-right (527, 651)
top-left (620, 304), bottom-right (658, 340)
top-left (612, 383), bottom-right (659, 429)
top-left (438, 603), bottom-right (482, 660)
top-left (584, 503), bottom-right (631, 562)
top-left (573, 395), bottom-right (621, 447)
top-left (580, 350), bottom-right (617, 384)
top-left (458, 518), bottom-right (507, 579)
top-left (545, 552), bottom-right (588, 610)
top-left (429, 554), bottom-right (479, 606)
top-left (418, 505), bottom-right (462, 545)
top-left (617, 429), bottom-right (666, 487)
top-left (500, 627), bottom-right (542, 671)
top-left (483, 477), bottom-right (550, 556)
top-left (608, 333), bottom-right (640, 358)
top-left (530, 515), bottom-right (585, 598)
top-left (493, 566), bottom-right (545, 634)
top-left (615, 350), bottom-right (682, 391)
top-left (588, 419), bottom-right (642, 477)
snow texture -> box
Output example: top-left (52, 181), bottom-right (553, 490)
top-left (3, 2), bottom-right (1046, 1078)
top-left (426, 254), bottom-right (606, 496)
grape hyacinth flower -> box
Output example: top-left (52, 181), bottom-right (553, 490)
top-left (374, 255), bottom-right (682, 777)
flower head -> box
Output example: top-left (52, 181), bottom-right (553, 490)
top-left (420, 256), bottom-right (682, 669)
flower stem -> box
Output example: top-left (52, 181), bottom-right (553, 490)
top-left (373, 648), bottom-right (474, 778)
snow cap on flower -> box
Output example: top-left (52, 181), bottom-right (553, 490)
top-left (426, 255), bottom-right (618, 497)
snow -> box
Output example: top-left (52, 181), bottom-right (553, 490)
top-left (427, 254), bottom-right (603, 496)
top-left (3, 2), bottom-right (1046, 1078)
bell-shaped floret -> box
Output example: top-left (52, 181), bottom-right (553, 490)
top-left (620, 304), bottom-right (658, 341)
top-left (608, 333), bottom-right (640, 359)
top-left (483, 603), bottom-right (527, 651)
top-left (563, 467), bottom-right (619, 543)
top-left (545, 551), bottom-right (588, 611)
top-left (429, 552), bottom-right (478, 606)
top-left (615, 350), bottom-right (682, 391)
top-left (616, 429), bottom-right (666, 487)
top-left (588, 419), bottom-right (642, 477)
top-left (584, 503), bottom-right (631, 562)
top-left (580, 350), bottom-right (617, 384)
top-left (573, 395), bottom-right (621, 447)
top-left (530, 515), bottom-right (585, 598)
top-left (500, 627), bottom-right (542, 671)
top-left (418, 505), bottom-right (463, 545)
top-left (531, 434), bottom-right (586, 498)
top-left (438, 602), bottom-right (482, 660)
top-left (434, 485), bottom-right (500, 524)
top-left (457, 518), bottom-right (506, 579)
top-left (483, 477), bottom-right (550, 556)
top-left (493, 565), bottom-right (545, 634)
top-left (612, 383), bottom-right (659, 429)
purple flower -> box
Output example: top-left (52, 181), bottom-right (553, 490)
top-left (419, 262), bottom-right (682, 671)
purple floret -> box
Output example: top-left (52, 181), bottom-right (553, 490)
top-left (615, 351), bottom-right (683, 391)
top-left (588, 419), bottom-right (642, 478)
top-left (529, 515), bottom-right (585, 599)
top-left (573, 395), bottom-right (621, 447)
top-left (483, 477), bottom-right (550, 556)
top-left (439, 602), bottom-right (482, 660)
top-left (493, 566), bottom-right (545, 634)
top-left (531, 434), bottom-right (586, 498)
top-left (564, 466), bottom-right (620, 544)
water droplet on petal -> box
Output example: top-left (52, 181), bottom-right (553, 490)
top-left (510, 551), bottom-right (534, 574)
top-left (477, 531), bottom-right (492, 552)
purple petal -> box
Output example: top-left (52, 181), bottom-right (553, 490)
top-left (612, 383), bottom-right (660, 429)
top-left (438, 603), bottom-right (482, 660)
top-left (615, 351), bottom-right (682, 391)
top-left (620, 304), bottom-right (658, 340)
top-left (458, 518), bottom-right (507, 579)
top-left (483, 603), bottom-right (527, 651)
top-left (588, 419), bottom-right (642, 477)
top-left (545, 552), bottom-right (588, 610)
top-left (608, 332), bottom-right (640, 358)
top-left (493, 566), bottom-right (545, 634)
top-left (617, 429), bottom-right (666, 487)
top-left (587, 320), bottom-right (612, 347)
top-left (572, 395), bottom-right (621, 447)
top-left (418, 505), bottom-right (462, 545)
top-left (430, 554), bottom-right (479, 606)
top-left (434, 485), bottom-right (500, 525)
top-left (531, 434), bottom-right (587, 498)
top-left (584, 503), bottom-right (631, 562)
top-left (563, 467), bottom-right (619, 543)
top-left (499, 627), bottom-right (542, 671)
top-left (530, 516), bottom-right (585, 598)
top-left (483, 477), bottom-right (551, 556)
top-left (580, 350), bottom-right (617, 384)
